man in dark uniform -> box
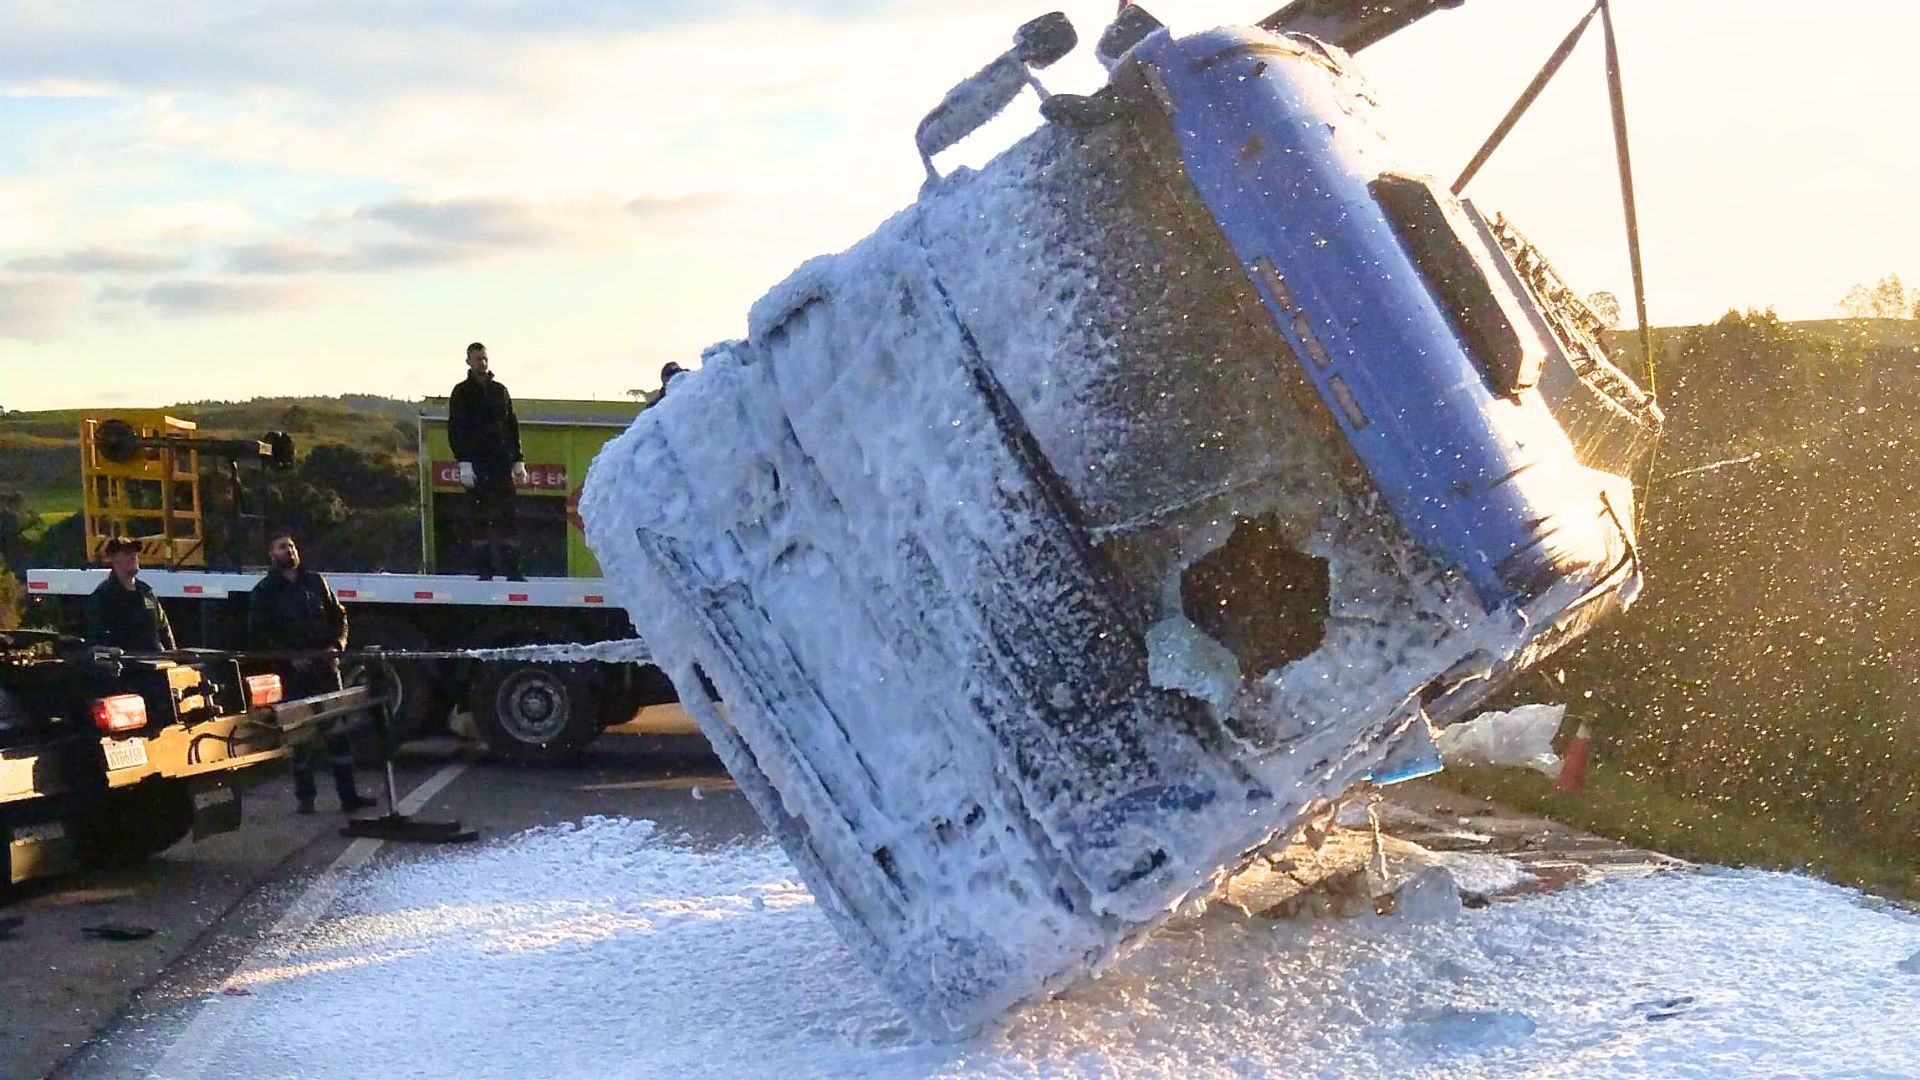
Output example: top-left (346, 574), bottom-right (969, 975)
top-left (248, 531), bottom-right (371, 815)
top-left (643, 362), bottom-right (686, 406)
top-left (83, 536), bottom-right (175, 652)
top-left (448, 341), bottom-right (528, 581)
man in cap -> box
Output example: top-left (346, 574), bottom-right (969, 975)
top-left (83, 536), bottom-right (176, 653)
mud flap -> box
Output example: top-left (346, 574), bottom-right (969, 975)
top-left (3, 811), bottom-right (79, 886)
top-left (189, 779), bottom-right (243, 840)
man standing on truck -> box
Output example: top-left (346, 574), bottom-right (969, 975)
top-left (449, 341), bottom-right (529, 582)
top-left (83, 536), bottom-right (176, 653)
top-left (248, 531), bottom-right (372, 815)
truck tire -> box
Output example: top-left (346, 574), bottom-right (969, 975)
top-left (342, 614), bottom-right (443, 742)
top-left (70, 783), bottom-right (194, 868)
top-left (470, 662), bottom-right (601, 765)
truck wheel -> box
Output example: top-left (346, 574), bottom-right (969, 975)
top-left (342, 614), bottom-right (443, 741)
top-left (470, 662), bottom-right (601, 765)
top-left (70, 784), bottom-right (194, 868)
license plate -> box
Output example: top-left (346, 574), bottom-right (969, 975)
top-left (101, 737), bottom-right (149, 771)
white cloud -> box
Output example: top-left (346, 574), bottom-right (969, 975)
top-left (123, 200), bottom-right (257, 241)
top-left (98, 278), bottom-right (317, 319)
top-left (1, 79), bottom-right (117, 99)
top-left (221, 191), bottom-right (725, 275)
top-left (7, 246), bottom-right (188, 274)
top-left (0, 277), bottom-right (85, 340)
top-left (0, 181), bottom-right (70, 248)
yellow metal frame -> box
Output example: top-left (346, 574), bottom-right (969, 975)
top-left (79, 411), bottom-right (205, 567)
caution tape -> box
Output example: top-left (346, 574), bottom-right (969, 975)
top-left (359, 639), bottom-right (656, 664)
top-left (64, 638), bottom-right (656, 667)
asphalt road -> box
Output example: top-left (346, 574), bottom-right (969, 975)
top-left (6, 725), bottom-right (751, 1080)
top-left (4, 736), bottom-right (1683, 1080)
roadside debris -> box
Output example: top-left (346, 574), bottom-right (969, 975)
top-left (1435, 703), bottom-right (1567, 776)
top-left (81, 923), bottom-right (156, 942)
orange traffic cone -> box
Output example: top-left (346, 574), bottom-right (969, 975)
top-left (1555, 722), bottom-right (1593, 793)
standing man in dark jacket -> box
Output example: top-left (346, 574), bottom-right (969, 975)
top-left (83, 536), bottom-right (176, 652)
top-left (248, 531), bottom-right (371, 815)
top-left (448, 341), bottom-right (528, 581)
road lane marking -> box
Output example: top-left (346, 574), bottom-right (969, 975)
top-left (149, 761), bottom-right (470, 1078)
top-left (577, 776), bottom-right (737, 794)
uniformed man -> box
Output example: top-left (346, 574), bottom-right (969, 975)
top-left (642, 362), bottom-right (686, 407)
top-left (448, 341), bottom-right (528, 581)
top-left (83, 536), bottom-right (176, 653)
top-left (248, 531), bottom-right (372, 815)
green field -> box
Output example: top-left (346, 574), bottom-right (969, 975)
top-left (1, 396), bottom-right (425, 576)
top-left (0, 396), bottom-right (420, 509)
top-left (1436, 764), bottom-right (1918, 900)
top-left (25, 489), bottom-right (80, 518)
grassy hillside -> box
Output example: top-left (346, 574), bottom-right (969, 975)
top-left (0, 395), bottom-right (421, 514)
top-left (1493, 313), bottom-right (1920, 895)
top-left (0, 396), bottom-right (424, 576)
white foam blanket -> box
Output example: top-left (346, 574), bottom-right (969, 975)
top-left (580, 43), bottom-right (1592, 1036)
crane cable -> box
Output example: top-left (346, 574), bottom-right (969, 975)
top-left (1451, 0), bottom-right (1654, 400)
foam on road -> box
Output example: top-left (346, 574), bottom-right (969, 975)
top-left (165, 817), bottom-right (1920, 1079)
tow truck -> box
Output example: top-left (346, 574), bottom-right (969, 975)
top-left (0, 626), bottom-right (381, 890)
top-left (25, 403), bottom-right (683, 764)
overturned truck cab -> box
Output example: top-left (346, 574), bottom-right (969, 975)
top-left (584, 11), bottom-right (1660, 1036)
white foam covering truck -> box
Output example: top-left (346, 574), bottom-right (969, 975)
top-left (581, 1), bottom-right (1661, 1036)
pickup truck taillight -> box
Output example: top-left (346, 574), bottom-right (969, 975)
top-left (91, 694), bottom-right (148, 734)
top-left (245, 673), bottom-right (284, 708)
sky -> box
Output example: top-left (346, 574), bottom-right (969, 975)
top-left (0, 0), bottom-right (1912, 411)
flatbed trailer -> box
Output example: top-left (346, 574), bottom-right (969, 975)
top-left (25, 568), bottom-right (678, 763)
top-left (27, 399), bottom-right (680, 763)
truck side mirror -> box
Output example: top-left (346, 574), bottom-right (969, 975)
top-left (1013, 11), bottom-right (1077, 68)
top-left (914, 12), bottom-right (1078, 185)
top-left (1097, 6), bottom-right (1163, 69)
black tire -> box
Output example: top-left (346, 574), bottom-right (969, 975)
top-left (342, 613), bottom-right (444, 742)
top-left (69, 783), bottom-right (194, 868)
top-left (470, 661), bottom-right (601, 764)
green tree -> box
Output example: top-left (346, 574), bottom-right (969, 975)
top-left (0, 489), bottom-right (26, 632)
top-left (0, 554), bottom-right (18, 631)
top-left (0, 489), bottom-right (30, 573)
top-left (299, 444), bottom-right (413, 507)
top-left (1839, 273), bottom-right (1913, 318)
